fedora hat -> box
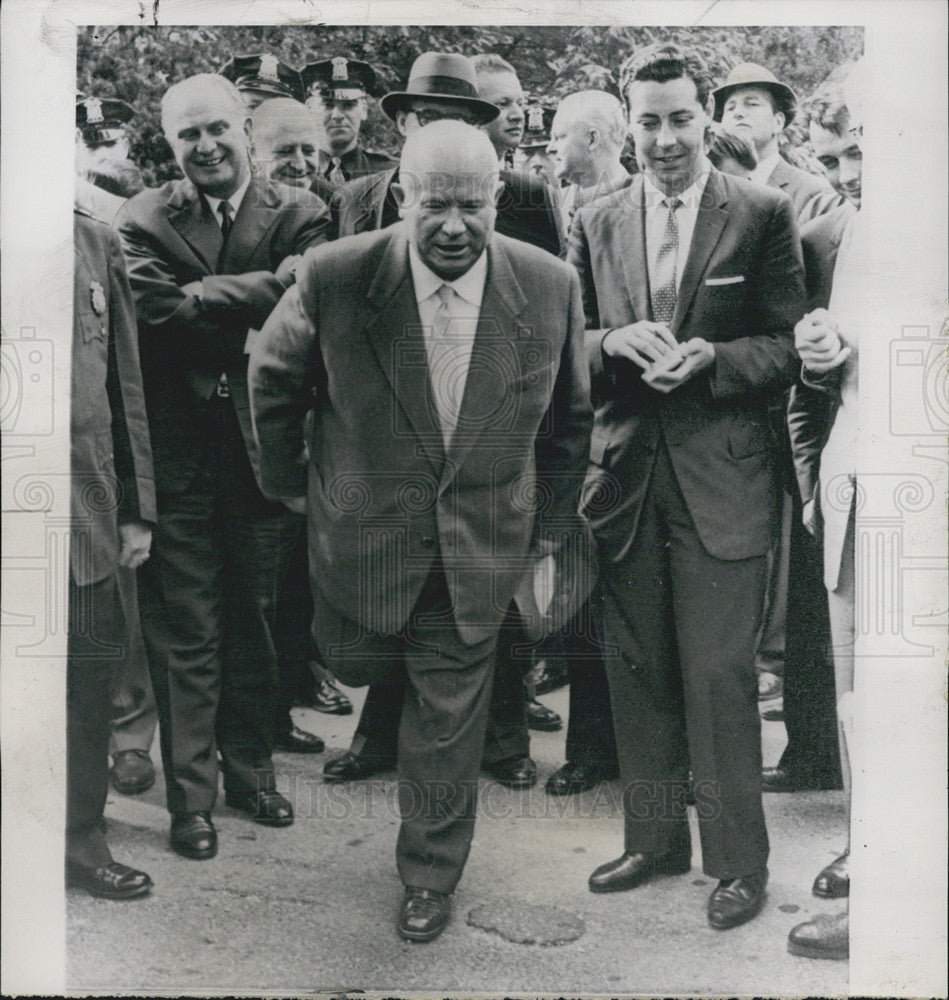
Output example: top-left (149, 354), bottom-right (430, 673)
top-left (712, 62), bottom-right (798, 125)
top-left (380, 52), bottom-right (499, 125)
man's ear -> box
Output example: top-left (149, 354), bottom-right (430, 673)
top-left (391, 180), bottom-right (407, 217)
top-left (774, 110), bottom-right (787, 133)
top-left (492, 177), bottom-right (505, 206)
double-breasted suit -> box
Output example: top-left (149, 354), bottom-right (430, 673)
top-left (69, 207), bottom-right (156, 859)
top-left (116, 175), bottom-right (330, 814)
top-left (250, 224), bottom-right (592, 891)
top-left (568, 167), bottom-right (806, 878)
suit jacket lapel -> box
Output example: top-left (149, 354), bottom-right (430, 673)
top-left (671, 169), bottom-right (729, 334)
top-left (363, 228), bottom-right (445, 473)
top-left (446, 238), bottom-right (527, 472)
top-left (165, 179), bottom-right (221, 273)
top-left (618, 176), bottom-right (652, 323)
top-left (218, 176), bottom-right (280, 273)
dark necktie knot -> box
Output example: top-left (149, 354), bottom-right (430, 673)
top-left (218, 200), bottom-right (233, 240)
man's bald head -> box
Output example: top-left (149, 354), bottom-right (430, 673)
top-left (393, 121), bottom-right (503, 280)
top-left (251, 98), bottom-right (321, 188)
top-left (548, 90), bottom-right (628, 187)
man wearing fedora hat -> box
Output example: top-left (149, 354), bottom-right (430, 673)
top-left (714, 62), bottom-right (842, 224)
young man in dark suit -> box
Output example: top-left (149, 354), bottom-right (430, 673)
top-left (250, 122), bottom-right (592, 941)
top-left (116, 73), bottom-right (331, 860)
top-left (67, 206), bottom-right (156, 899)
top-left (569, 42), bottom-right (806, 930)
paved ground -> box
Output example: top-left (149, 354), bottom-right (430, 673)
top-left (67, 684), bottom-right (848, 996)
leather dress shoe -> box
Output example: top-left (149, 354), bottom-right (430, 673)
top-left (812, 850), bottom-right (849, 899)
top-left (170, 811), bottom-right (217, 860)
top-left (225, 789), bottom-right (294, 826)
top-left (545, 760), bottom-right (618, 796)
top-left (525, 697), bottom-right (562, 731)
top-left (66, 858), bottom-right (153, 899)
top-left (589, 847), bottom-right (691, 893)
top-left (529, 658), bottom-right (568, 696)
top-left (398, 886), bottom-right (452, 942)
top-left (787, 910), bottom-right (849, 960)
top-left (482, 755), bottom-right (538, 789)
top-left (111, 749), bottom-right (156, 795)
top-left (274, 726), bottom-right (325, 754)
top-left (707, 870), bottom-right (768, 929)
top-left (323, 750), bottom-right (394, 783)
top-left (297, 678), bottom-right (353, 715)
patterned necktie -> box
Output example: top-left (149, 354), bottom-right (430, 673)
top-left (650, 197), bottom-right (681, 325)
top-left (218, 200), bottom-right (233, 242)
top-left (326, 156), bottom-right (345, 186)
top-left (428, 284), bottom-right (461, 448)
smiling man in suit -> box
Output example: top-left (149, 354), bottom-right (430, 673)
top-left (116, 73), bottom-right (330, 860)
top-left (250, 121), bottom-right (591, 941)
top-left (568, 43), bottom-right (805, 930)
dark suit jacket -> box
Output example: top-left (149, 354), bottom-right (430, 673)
top-left (72, 208), bottom-right (156, 585)
top-left (769, 157), bottom-right (843, 225)
top-left (568, 168), bottom-right (806, 561)
top-left (786, 202), bottom-right (855, 508)
top-left (249, 225), bottom-right (592, 646)
top-left (116, 176), bottom-right (330, 494)
top-left (332, 166), bottom-right (564, 256)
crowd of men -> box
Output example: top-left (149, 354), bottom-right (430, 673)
top-left (68, 37), bottom-right (862, 962)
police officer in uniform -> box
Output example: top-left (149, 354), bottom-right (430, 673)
top-left (515, 103), bottom-right (558, 188)
top-left (75, 96), bottom-right (145, 225)
top-left (300, 56), bottom-right (396, 190)
top-left (220, 52), bottom-right (305, 109)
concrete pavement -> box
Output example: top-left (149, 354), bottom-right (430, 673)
top-left (67, 683), bottom-right (848, 996)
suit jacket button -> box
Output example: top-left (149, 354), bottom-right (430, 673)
top-left (421, 536), bottom-right (435, 548)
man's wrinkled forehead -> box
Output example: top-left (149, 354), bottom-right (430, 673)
top-left (399, 168), bottom-right (499, 200)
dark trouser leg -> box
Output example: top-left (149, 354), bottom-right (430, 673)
top-left (216, 408), bottom-right (299, 798)
top-left (67, 575), bottom-right (120, 867)
top-left (778, 496), bottom-right (842, 787)
top-left (273, 515), bottom-right (310, 741)
top-left (109, 564), bottom-right (158, 754)
top-left (396, 569), bottom-right (497, 895)
top-left (139, 481), bottom-right (223, 815)
top-left (481, 608), bottom-right (531, 766)
top-left (562, 603), bottom-right (617, 769)
top-left (349, 683), bottom-right (404, 762)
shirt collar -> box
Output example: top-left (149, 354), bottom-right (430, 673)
top-left (408, 242), bottom-right (488, 309)
top-left (642, 156), bottom-right (711, 209)
top-left (750, 150), bottom-right (781, 184)
top-left (204, 173), bottom-right (251, 220)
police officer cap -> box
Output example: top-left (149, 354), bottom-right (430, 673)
top-left (519, 104), bottom-right (556, 149)
top-left (301, 57), bottom-right (379, 101)
top-left (76, 95), bottom-right (135, 144)
top-left (220, 53), bottom-right (305, 103)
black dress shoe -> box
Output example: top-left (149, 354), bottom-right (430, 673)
top-left (66, 859), bottom-right (153, 899)
top-left (812, 850), bottom-right (849, 899)
top-left (529, 658), bottom-right (568, 696)
top-left (707, 870), bottom-right (768, 929)
top-left (787, 911), bottom-right (849, 960)
top-left (482, 755), bottom-right (538, 789)
top-left (323, 750), bottom-right (394, 783)
top-left (589, 846), bottom-right (691, 893)
top-left (297, 678), bottom-right (353, 715)
top-left (274, 726), bottom-right (325, 754)
top-left (111, 749), bottom-right (156, 795)
top-left (525, 697), bottom-right (562, 731)
top-left (224, 789), bottom-right (294, 826)
top-left (545, 760), bottom-right (618, 796)
top-left (398, 886), bottom-right (452, 942)
top-left (170, 811), bottom-right (218, 860)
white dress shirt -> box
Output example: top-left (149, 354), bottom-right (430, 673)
top-left (643, 159), bottom-right (711, 296)
top-left (204, 173), bottom-right (251, 229)
top-left (748, 150), bottom-right (781, 187)
top-left (408, 244), bottom-right (488, 446)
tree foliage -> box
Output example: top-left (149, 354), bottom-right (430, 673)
top-left (77, 24), bottom-right (863, 186)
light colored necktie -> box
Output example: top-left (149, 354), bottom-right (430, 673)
top-left (651, 197), bottom-right (681, 325)
top-left (427, 283), bottom-right (463, 448)
top-left (326, 156), bottom-right (345, 186)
